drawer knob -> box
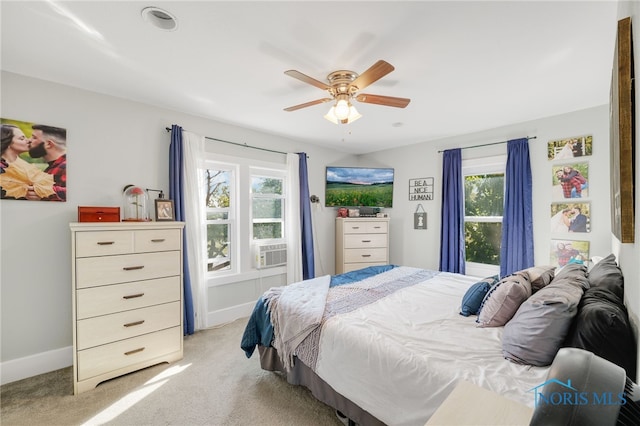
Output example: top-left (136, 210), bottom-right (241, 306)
top-left (123, 265), bottom-right (144, 271)
top-left (362, 254), bottom-right (372, 258)
top-left (96, 241), bottom-right (115, 246)
top-left (124, 347), bottom-right (145, 356)
top-left (123, 293), bottom-right (145, 300)
top-left (362, 240), bottom-right (371, 243)
top-left (351, 227), bottom-right (360, 229)
top-left (151, 238), bottom-right (166, 243)
top-left (124, 320), bottom-right (145, 328)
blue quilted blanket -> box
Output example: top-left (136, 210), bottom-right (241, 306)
top-left (240, 264), bottom-right (397, 358)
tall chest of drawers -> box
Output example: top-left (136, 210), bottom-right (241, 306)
top-left (335, 217), bottom-right (390, 274)
top-left (70, 221), bottom-right (185, 394)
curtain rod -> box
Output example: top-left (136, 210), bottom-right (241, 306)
top-left (165, 127), bottom-right (289, 156)
top-left (437, 136), bottom-right (537, 153)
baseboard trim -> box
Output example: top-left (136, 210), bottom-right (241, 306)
top-left (1, 346), bottom-right (72, 385)
top-left (206, 301), bottom-right (255, 328)
top-left (2, 303), bottom-right (256, 385)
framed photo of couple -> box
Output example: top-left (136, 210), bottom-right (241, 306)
top-left (547, 135), bottom-right (593, 161)
top-left (1, 117), bottom-right (67, 202)
top-left (550, 239), bottom-right (590, 268)
top-left (155, 199), bottom-right (175, 221)
top-left (551, 162), bottom-right (589, 201)
top-left (550, 202), bottom-right (590, 233)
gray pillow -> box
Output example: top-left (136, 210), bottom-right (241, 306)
top-left (587, 253), bottom-right (624, 300)
top-left (502, 263), bottom-right (589, 366)
top-left (521, 265), bottom-right (555, 293)
top-left (476, 272), bottom-right (531, 328)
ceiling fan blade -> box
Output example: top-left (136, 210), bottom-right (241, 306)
top-left (284, 70), bottom-right (332, 90)
top-left (355, 93), bottom-right (411, 108)
top-left (351, 60), bottom-right (395, 91)
top-left (284, 98), bottom-right (333, 112)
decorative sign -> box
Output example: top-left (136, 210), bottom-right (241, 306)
top-left (414, 204), bottom-right (427, 230)
top-left (409, 177), bottom-right (434, 201)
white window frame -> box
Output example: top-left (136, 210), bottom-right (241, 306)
top-left (250, 168), bottom-right (286, 244)
top-left (202, 153), bottom-right (288, 286)
top-left (202, 161), bottom-right (239, 277)
top-left (462, 155), bottom-right (506, 277)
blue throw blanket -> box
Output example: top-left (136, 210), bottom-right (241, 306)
top-left (240, 265), bottom-right (397, 358)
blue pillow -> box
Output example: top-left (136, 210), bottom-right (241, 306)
top-left (460, 275), bottom-right (499, 317)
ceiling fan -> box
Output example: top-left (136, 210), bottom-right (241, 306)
top-left (283, 60), bottom-right (411, 124)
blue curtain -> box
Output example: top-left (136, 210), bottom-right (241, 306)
top-left (169, 125), bottom-right (195, 335)
top-left (500, 138), bottom-right (534, 277)
top-left (439, 148), bottom-right (465, 274)
top-left (298, 153), bottom-right (315, 279)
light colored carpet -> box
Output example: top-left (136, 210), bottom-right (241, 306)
top-left (1, 317), bottom-right (344, 425)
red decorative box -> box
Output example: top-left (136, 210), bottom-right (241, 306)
top-left (78, 206), bottom-right (120, 223)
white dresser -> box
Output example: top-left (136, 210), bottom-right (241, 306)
top-left (70, 221), bottom-right (185, 394)
top-left (335, 217), bottom-right (390, 274)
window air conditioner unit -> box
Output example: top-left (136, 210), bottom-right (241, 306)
top-left (254, 243), bottom-right (287, 269)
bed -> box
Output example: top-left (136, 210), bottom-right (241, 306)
top-left (241, 259), bottom-right (636, 426)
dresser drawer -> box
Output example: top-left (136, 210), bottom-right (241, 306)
top-left (76, 251), bottom-right (180, 289)
top-left (344, 248), bottom-right (388, 263)
top-left (76, 276), bottom-right (180, 319)
top-left (77, 301), bottom-right (180, 350)
top-left (344, 233), bottom-right (387, 249)
top-left (134, 229), bottom-right (181, 253)
top-left (343, 221), bottom-right (388, 234)
top-left (75, 231), bottom-right (134, 258)
top-left (77, 326), bottom-right (181, 381)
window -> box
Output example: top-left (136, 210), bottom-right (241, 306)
top-left (204, 165), bottom-right (235, 273)
top-left (463, 156), bottom-right (506, 275)
top-left (251, 171), bottom-right (284, 241)
top-left (202, 155), bottom-right (287, 278)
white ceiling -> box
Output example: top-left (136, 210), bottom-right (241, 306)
top-left (1, 1), bottom-right (619, 154)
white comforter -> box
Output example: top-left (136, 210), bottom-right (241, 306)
top-left (266, 274), bottom-right (331, 371)
top-left (314, 268), bottom-right (550, 426)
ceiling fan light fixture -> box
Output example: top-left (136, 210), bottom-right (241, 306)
top-left (347, 105), bottom-right (362, 123)
top-left (324, 104), bottom-right (362, 125)
top-left (334, 99), bottom-right (351, 120)
top-left (284, 60), bottom-right (408, 124)
top-left (324, 106), bottom-right (340, 124)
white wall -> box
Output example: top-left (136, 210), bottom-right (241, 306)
top-left (0, 71), bottom-right (352, 384)
top-left (362, 105), bottom-right (612, 271)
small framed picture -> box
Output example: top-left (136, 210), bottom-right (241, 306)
top-left (552, 162), bottom-right (589, 200)
top-left (155, 199), bottom-right (175, 221)
top-left (550, 239), bottom-right (590, 268)
top-left (550, 202), bottom-right (591, 233)
top-left (547, 135), bottom-right (593, 160)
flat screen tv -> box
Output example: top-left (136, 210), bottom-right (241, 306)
top-left (325, 166), bottom-right (394, 207)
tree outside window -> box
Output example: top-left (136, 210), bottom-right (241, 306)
top-left (251, 175), bottom-right (284, 241)
top-left (464, 173), bottom-right (504, 266)
top-left (462, 155), bottom-right (506, 276)
top-left (205, 168), bottom-right (233, 272)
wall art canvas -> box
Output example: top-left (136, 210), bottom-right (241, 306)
top-left (551, 162), bottom-right (588, 201)
top-left (550, 202), bottom-right (591, 233)
top-left (547, 135), bottom-right (592, 160)
top-left (610, 17), bottom-right (635, 243)
top-left (550, 239), bottom-right (590, 268)
top-left (1, 118), bottom-right (67, 201)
